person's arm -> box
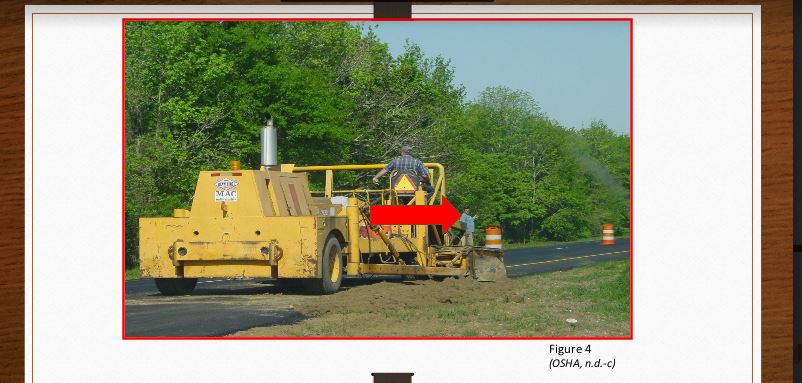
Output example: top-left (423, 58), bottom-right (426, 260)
top-left (372, 160), bottom-right (394, 184)
top-left (372, 168), bottom-right (388, 184)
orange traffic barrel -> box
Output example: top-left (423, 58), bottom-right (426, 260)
top-left (485, 227), bottom-right (502, 249)
top-left (602, 224), bottom-right (615, 245)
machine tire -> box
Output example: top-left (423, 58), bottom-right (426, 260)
top-left (302, 235), bottom-right (343, 295)
top-left (154, 278), bottom-right (198, 296)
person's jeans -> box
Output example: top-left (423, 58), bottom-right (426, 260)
top-left (421, 182), bottom-right (434, 194)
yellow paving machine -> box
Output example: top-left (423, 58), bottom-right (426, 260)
top-left (138, 121), bottom-right (506, 295)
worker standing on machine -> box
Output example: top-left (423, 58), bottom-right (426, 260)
top-left (459, 208), bottom-right (479, 246)
top-left (372, 145), bottom-right (434, 196)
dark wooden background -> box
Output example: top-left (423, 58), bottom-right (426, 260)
top-left (0, 1), bottom-right (791, 381)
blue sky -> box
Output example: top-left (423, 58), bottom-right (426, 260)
top-left (357, 21), bottom-right (630, 134)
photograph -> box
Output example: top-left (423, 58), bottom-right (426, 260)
top-left (123, 19), bottom-right (632, 338)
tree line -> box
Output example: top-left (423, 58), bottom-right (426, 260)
top-left (125, 21), bottom-right (630, 268)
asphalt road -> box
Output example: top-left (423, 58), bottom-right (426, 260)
top-left (124, 277), bottom-right (390, 337)
top-left (503, 238), bottom-right (630, 277)
top-left (125, 238), bottom-right (630, 337)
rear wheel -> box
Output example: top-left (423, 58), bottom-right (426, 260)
top-left (154, 278), bottom-right (198, 296)
top-left (303, 235), bottom-right (343, 295)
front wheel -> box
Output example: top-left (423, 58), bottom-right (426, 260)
top-left (302, 235), bottom-right (343, 295)
top-left (154, 278), bottom-right (197, 296)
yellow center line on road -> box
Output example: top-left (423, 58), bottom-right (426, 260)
top-left (505, 250), bottom-right (630, 268)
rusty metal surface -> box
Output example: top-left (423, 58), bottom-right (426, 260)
top-left (468, 248), bottom-right (507, 282)
top-left (360, 263), bottom-right (466, 277)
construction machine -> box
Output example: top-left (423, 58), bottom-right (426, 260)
top-left (138, 120), bottom-right (506, 295)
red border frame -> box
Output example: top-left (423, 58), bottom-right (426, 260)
top-left (121, 17), bottom-right (634, 341)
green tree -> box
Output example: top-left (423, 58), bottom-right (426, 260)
top-left (123, 21), bottom-right (631, 267)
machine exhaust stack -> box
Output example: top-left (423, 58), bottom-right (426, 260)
top-left (261, 118), bottom-right (278, 167)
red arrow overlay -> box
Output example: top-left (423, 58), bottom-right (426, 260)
top-left (369, 196), bottom-right (462, 234)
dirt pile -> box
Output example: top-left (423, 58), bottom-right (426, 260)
top-left (232, 259), bottom-right (631, 337)
top-left (296, 277), bottom-right (519, 317)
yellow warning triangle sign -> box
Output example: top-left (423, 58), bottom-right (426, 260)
top-left (393, 174), bottom-right (417, 193)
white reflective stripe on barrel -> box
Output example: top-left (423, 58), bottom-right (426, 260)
top-left (603, 230), bottom-right (615, 234)
top-left (485, 235), bottom-right (502, 240)
top-left (486, 244), bottom-right (502, 249)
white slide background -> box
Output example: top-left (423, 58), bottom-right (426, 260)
top-left (26, 4), bottom-right (760, 382)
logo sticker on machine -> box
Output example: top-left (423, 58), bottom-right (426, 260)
top-left (214, 178), bottom-right (239, 202)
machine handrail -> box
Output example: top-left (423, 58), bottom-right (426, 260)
top-left (292, 163), bottom-right (446, 204)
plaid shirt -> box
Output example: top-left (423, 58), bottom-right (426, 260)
top-left (384, 155), bottom-right (428, 177)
